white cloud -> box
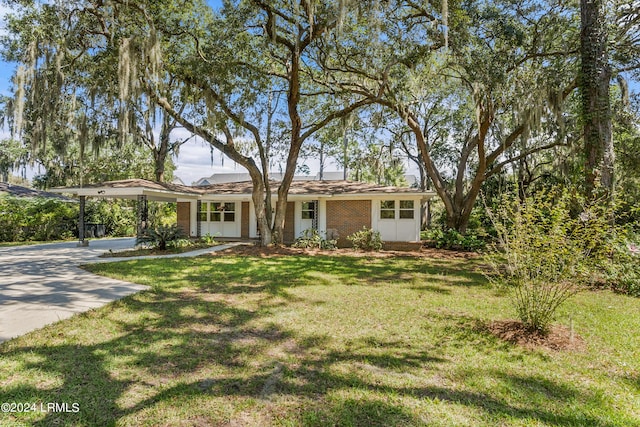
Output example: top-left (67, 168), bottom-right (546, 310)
top-left (173, 137), bottom-right (246, 185)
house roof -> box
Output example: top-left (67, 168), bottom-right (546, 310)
top-left (194, 172), bottom-right (316, 186)
top-left (0, 183), bottom-right (74, 201)
top-left (49, 179), bottom-right (202, 201)
top-left (192, 171), bottom-right (420, 186)
top-left (199, 180), bottom-right (428, 196)
top-left (50, 179), bottom-right (435, 200)
top-left (78, 179), bottom-right (201, 194)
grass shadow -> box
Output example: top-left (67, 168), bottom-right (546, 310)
top-left (1, 253), bottom-right (634, 426)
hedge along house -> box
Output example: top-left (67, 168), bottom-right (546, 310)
top-left (52, 179), bottom-right (436, 247)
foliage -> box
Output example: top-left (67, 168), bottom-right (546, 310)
top-left (85, 199), bottom-right (136, 237)
top-left (346, 227), bottom-right (383, 251)
top-left (0, 195), bottom-right (78, 242)
top-left (31, 141), bottom-right (170, 189)
top-left (84, 200), bottom-right (176, 238)
top-left (199, 233), bottom-right (218, 246)
top-left (136, 224), bottom-right (185, 251)
top-left (0, 196), bottom-right (23, 242)
top-left (303, 112), bottom-right (408, 186)
top-left (292, 228), bottom-right (337, 250)
top-left (422, 228), bottom-right (486, 252)
top-left (489, 185), bottom-right (639, 304)
top-left (3, 0), bottom-right (639, 246)
top-left (488, 190), bottom-right (592, 333)
top-left (320, 0), bottom-right (580, 233)
top-left (147, 201), bottom-right (177, 229)
top-left (0, 194), bottom-right (179, 243)
top-left (0, 139), bottom-right (28, 182)
top-left (596, 230), bottom-right (640, 297)
top-left (3, 0), bottom-right (378, 245)
top-left (613, 92), bottom-right (640, 225)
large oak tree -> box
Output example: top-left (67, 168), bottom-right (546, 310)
top-left (318, 0), bottom-right (578, 232)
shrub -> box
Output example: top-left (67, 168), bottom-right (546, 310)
top-left (86, 199), bottom-right (136, 236)
top-left (422, 228), bottom-right (486, 251)
top-left (168, 238), bottom-right (193, 249)
top-left (0, 196), bottom-right (25, 241)
top-left (599, 233), bottom-right (640, 297)
top-left (26, 198), bottom-right (77, 241)
top-left (292, 228), bottom-right (337, 250)
top-left (562, 202), bottom-right (640, 297)
top-left (136, 224), bottom-right (186, 250)
top-left (488, 190), bottom-right (589, 334)
top-left (200, 233), bottom-right (218, 246)
top-left (148, 201), bottom-right (178, 228)
top-left (0, 196), bottom-right (78, 242)
top-left (347, 227), bottom-right (383, 251)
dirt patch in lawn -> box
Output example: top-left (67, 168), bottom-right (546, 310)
top-left (486, 320), bottom-right (586, 352)
top-left (207, 244), bottom-right (480, 260)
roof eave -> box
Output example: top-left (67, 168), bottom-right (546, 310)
top-left (49, 186), bottom-right (200, 201)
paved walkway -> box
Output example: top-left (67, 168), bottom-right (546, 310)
top-left (0, 238), bottom-right (241, 343)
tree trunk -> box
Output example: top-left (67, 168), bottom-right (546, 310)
top-left (581, 0), bottom-right (613, 199)
top-left (445, 202), bottom-right (471, 234)
top-left (154, 122), bottom-right (172, 182)
top-left (153, 150), bottom-right (165, 182)
top-left (319, 139), bottom-right (325, 181)
top-left (249, 176), bottom-right (272, 246)
top-left (271, 47), bottom-right (304, 245)
top-left (400, 101), bottom-right (493, 235)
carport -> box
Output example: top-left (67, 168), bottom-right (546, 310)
top-left (50, 179), bottom-right (201, 246)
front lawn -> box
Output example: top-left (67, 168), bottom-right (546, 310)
top-left (0, 252), bottom-right (638, 426)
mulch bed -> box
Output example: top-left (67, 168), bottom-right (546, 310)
top-left (486, 320), bottom-right (586, 352)
top-left (207, 244), bottom-right (481, 260)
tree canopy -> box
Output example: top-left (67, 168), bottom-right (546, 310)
top-left (2, 0), bottom-right (639, 238)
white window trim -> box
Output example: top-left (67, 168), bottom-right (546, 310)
top-left (379, 199), bottom-right (415, 220)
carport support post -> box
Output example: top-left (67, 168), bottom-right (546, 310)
top-left (196, 200), bottom-right (202, 238)
top-left (77, 196), bottom-right (89, 247)
top-left (137, 195), bottom-right (148, 239)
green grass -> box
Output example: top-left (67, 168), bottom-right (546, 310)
top-left (1, 254), bottom-right (638, 426)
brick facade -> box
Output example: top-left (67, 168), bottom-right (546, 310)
top-left (241, 202), bottom-right (250, 239)
top-left (176, 202), bottom-right (191, 236)
top-left (326, 200), bottom-right (371, 248)
top-left (283, 202), bottom-right (295, 244)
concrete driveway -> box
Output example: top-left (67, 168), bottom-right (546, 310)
top-left (0, 238), bottom-right (147, 343)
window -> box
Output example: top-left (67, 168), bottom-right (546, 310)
top-left (399, 200), bottom-right (414, 219)
top-left (380, 200), bottom-right (415, 219)
top-left (198, 202), bottom-right (208, 222)
top-left (203, 202), bottom-right (236, 222)
top-left (301, 201), bottom-right (316, 220)
top-left (223, 202), bottom-right (235, 222)
top-left (210, 202), bottom-right (236, 222)
top-left (380, 200), bottom-right (395, 219)
top-left (210, 202), bottom-right (222, 222)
